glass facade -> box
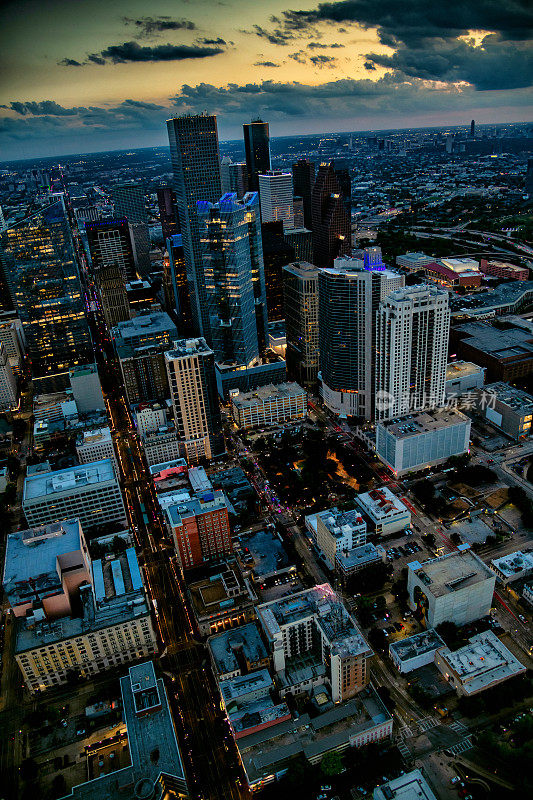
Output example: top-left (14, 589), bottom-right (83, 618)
top-left (0, 198), bottom-right (92, 383)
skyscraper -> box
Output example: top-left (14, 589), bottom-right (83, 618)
top-left (167, 114), bottom-right (222, 339)
top-left (258, 171), bottom-right (294, 231)
top-left (0, 198), bottom-right (92, 388)
top-left (261, 221), bottom-right (295, 323)
top-left (166, 234), bottom-right (193, 336)
top-left (283, 261), bottom-right (319, 389)
top-left (375, 285), bottom-right (450, 420)
top-left (112, 182), bottom-right (151, 276)
top-left (0, 340), bottom-right (17, 410)
top-left (165, 338), bottom-right (225, 463)
top-left (318, 257), bottom-right (404, 418)
top-left (312, 164), bottom-right (351, 268)
top-left (197, 192), bottom-right (267, 365)
top-left (157, 185), bottom-right (180, 240)
top-left (243, 120), bottom-right (271, 191)
top-left (220, 159), bottom-right (248, 199)
top-left (526, 157), bottom-right (533, 196)
top-left (86, 218), bottom-right (136, 281)
top-left (470, 119), bottom-right (476, 137)
top-left (293, 196), bottom-right (304, 229)
top-left (292, 159), bottom-right (315, 229)
top-left (96, 264), bottom-right (131, 329)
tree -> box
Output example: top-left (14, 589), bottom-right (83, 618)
top-left (51, 775), bottom-right (67, 799)
top-left (112, 535), bottom-right (127, 554)
top-left (424, 533), bottom-right (436, 548)
top-left (367, 627), bottom-right (388, 652)
top-left (320, 750), bottom-right (344, 777)
top-left (20, 758), bottom-right (38, 782)
top-left (412, 480), bottom-right (435, 506)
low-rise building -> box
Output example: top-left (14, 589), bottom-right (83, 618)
top-left (165, 489), bottom-right (232, 571)
top-left (407, 546), bottom-right (496, 628)
top-left (445, 361), bottom-right (485, 397)
top-left (376, 409), bottom-right (471, 476)
top-left (374, 770), bottom-right (437, 800)
top-left (134, 400), bottom-right (172, 437)
top-left (476, 382), bottom-right (533, 440)
top-left (479, 258), bottom-right (529, 282)
top-left (435, 630), bottom-right (526, 696)
top-left (209, 622), bottom-right (271, 680)
top-left (311, 507), bottom-right (367, 569)
top-left (231, 382), bottom-right (306, 429)
top-left (396, 252), bottom-right (434, 272)
top-left (219, 669), bottom-right (291, 740)
top-left (22, 459), bottom-right (126, 529)
top-left (389, 630), bottom-right (445, 674)
top-left (335, 543), bottom-right (385, 581)
top-left (450, 320), bottom-right (533, 382)
top-left (257, 584), bottom-right (372, 703)
top-left (424, 258), bottom-right (482, 289)
top-left (490, 550), bottom-right (533, 584)
top-left (149, 459), bottom-right (189, 494)
top-left (142, 424), bottom-right (180, 467)
top-left (76, 427), bottom-right (117, 471)
top-left (188, 558), bottom-right (257, 636)
top-left (355, 487), bottom-right (411, 536)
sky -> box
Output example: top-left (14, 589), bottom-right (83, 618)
top-left (1, 0), bottom-right (533, 160)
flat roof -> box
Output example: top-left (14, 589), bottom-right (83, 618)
top-left (336, 543), bottom-right (382, 570)
top-left (209, 622), bottom-right (269, 675)
top-left (112, 312), bottom-right (177, 339)
top-left (356, 486), bottom-right (409, 519)
top-left (316, 506), bottom-right (366, 538)
top-left (484, 382), bottom-right (533, 413)
top-left (438, 631), bottom-right (525, 694)
top-left (379, 408), bottom-right (469, 438)
top-left (374, 770), bottom-right (437, 800)
top-left (166, 490), bottom-right (227, 526)
top-left (232, 382), bottom-right (306, 409)
top-left (389, 630), bottom-right (445, 662)
top-left (409, 548), bottom-right (495, 598)
top-left (446, 361), bottom-right (484, 381)
top-left (220, 668), bottom-right (273, 705)
top-left (79, 427), bottom-right (112, 445)
top-left (23, 459), bottom-right (116, 500)
top-left (491, 549), bottom-right (533, 577)
top-left (164, 337), bottom-right (213, 360)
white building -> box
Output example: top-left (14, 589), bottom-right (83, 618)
top-left (135, 401), bottom-right (171, 437)
top-left (22, 459), bottom-right (126, 529)
top-left (490, 550), bottom-right (533, 584)
top-left (389, 630), bottom-right (445, 674)
top-left (374, 770), bottom-right (437, 800)
top-left (142, 425), bottom-right (181, 467)
top-left (407, 547), bottom-right (496, 628)
top-left (0, 341), bottom-right (17, 410)
top-left (356, 487), bottom-right (411, 536)
top-left (0, 316), bottom-right (25, 373)
top-left (69, 363), bottom-right (105, 413)
top-left (376, 285), bottom-right (450, 420)
top-left (231, 382), bottom-right (306, 429)
top-left (445, 361), bottom-right (485, 397)
top-left (76, 427), bottom-right (117, 471)
top-left (395, 252), bottom-right (434, 271)
top-left (258, 171), bottom-right (294, 231)
top-left (376, 408), bottom-right (471, 477)
top-left (435, 630), bottom-right (526, 696)
top-left (313, 507), bottom-right (367, 569)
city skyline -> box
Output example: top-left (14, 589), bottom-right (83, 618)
top-left (1, 0), bottom-right (533, 159)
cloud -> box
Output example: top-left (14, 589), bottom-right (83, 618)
top-left (58, 58), bottom-right (82, 67)
top-left (196, 37), bottom-right (227, 46)
top-left (87, 53), bottom-right (106, 65)
top-left (288, 50), bottom-right (307, 63)
top-left (4, 100), bottom-right (84, 116)
top-left (123, 16), bottom-right (196, 38)
top-left (59, 41), bottom-right (225, 67)
top-left (307, 41), bottom-right (344, 49)
top-left (254, 61), bottom-right (281, 67)
top-left (310, 54), bottom-right (337, 67)
top-left (248, 24), bottom-right (295, 46)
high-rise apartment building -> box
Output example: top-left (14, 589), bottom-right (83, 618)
top-left (318, 257), bottom-right (404, 418)
top-left (376, 284), bottom-right (450, 420)
top-left (243, 120), bottom-right (271, 191)
top-left (312, 164), bottom-right (351, 268)
top-left (0, 340), bottom-right (17, 410)
top-left (198, 192), bottom-right (267, 365)
top-left (165, 338), bottom-right (225, 463)
top-left (292, 159), bottom-right (315, 229)
top-left (157, 185), bottom-right (180, 240)
top-left (167, 114), bottom-right (222, 339)
top-left (283, 261), bottom-right (319, 389)
top-left (258, 171), bottom-right (294, 231)
top-left (112, 182), bottom-right (151, 276)
top-left (86, 218), bottom-right (136, 281)
top-left (96, 263), bottom-right (131, 328)
top-left (117, 343), bottom-right (170, 405)
top-left (0, 198), bottom-right (92, 389)
top-left (166, 234), bottom-right (193, 335)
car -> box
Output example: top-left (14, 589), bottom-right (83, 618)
top-left (320, 786), bottom-right (332, 792)
top-left (451, 777), bottom-right (460, 784)
top-left (519, 614), bottom-right (527, 623)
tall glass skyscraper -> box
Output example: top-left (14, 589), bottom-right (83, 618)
top-left (166, 114), bottom-right (222, 341)
top-left (0, 198), bottom-right (92, 386)
top-left (243, 120), bottom-right (271, 191)
top-left (197, 192), bottom-right (267, 366)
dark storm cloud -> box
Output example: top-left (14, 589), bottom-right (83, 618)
top-left (87, 54), bottom-right (107, 65)
top-left (100, 41), bottom-right (224, 63)
top-left (123, 16), bottom-right (196, 38)
top-left (307, 42), bottom-right (344, 49)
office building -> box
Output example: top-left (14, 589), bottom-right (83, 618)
top-left (209, 622), bottom-right (270, 680)
top-left (167, 113), bottom-right (222, 338)
top-left (13, 545), bottom-right (157, 693)
top-left (142, 425), bottom-right (181, 467)
top-left (318, 257), bottom-right (404, 418)
top-left (221, 161), bottom-right (249, 199)
top-left (293, 196), bottom-right (304, 228)
top-left (76, 427), bottom-right (117, 470)
top-left (243, 119), bottom-right (271, 191)
top-left (231, 382), bottom-right (306, 429)
top-left (479, 258), bottom-right (529, 281)
top-left (117, 343), bottom-right (170, 405)
top-left (157, 184), bottom-right (179, 240)
top-left (86, 218), bottom-right (136, 282)
top-left (389, 630), bottom-right (445, 674)
top-left (257, 584), bottom-right (372, 703)
top-left (262, 220), bottom-right (295, 322)
top-left (0, 341), bottom-right (17, 410)
top-left (165, 489), bottom-right (231, 570)
top-left (450, 319), bottom-right (533, 382)
top-left (96, 263), bottom-right (131, 329)
top-left (165, 338), bottom-right (225, 463)
top-left (284, 227), bottom-right (313, 263)
top-left (374, 770), bottom-right (437, 800)
top-left (376, 408), bottom-right (471, 476)
top-left (0, 198), bottom-right (92, 388)
top-left (22, 459), bottom-right (126, 529)
top-left (475, 381), bottom-right (533, 440)
top-left (69, 363), bottom-right (105, 413)
top-left (112, 312), bottom-right (178, 351)
top-left (0, 313), bottom-right (25, 373)
top-left (396, 252), bottom-right (434, 272)
top-left (445, 361), bottom-right (485, 396)
top-left (490, 550), bottom-right (533, 584)
top-left (311, 163), bottom-right (351, 268)
top-left (375, 285), bottom-right (450, 420)
top-left (166, 234), bottom-right (193, 335)
top-left (356, 487), bottom-right (411, 536)
top-left (292, 159), bottom-right (315, 228)
top-left (135, 401), bottom-right (172, 437)
top-left (435, 631), bottom-right (525, 696)
top-left (283, 261), bottom-right (319, 389)
top-left (310, 507), bottom-right (367, 570)
top-left (407, 547), bottom-right (496, 628)
top-left (215, 355), bottom-right (287, 399)
top-left (198, 192), bottom-right (267, 366)
top-left (112, 182), bottom-right (150, 276)
top-left (219, 670), bottom-right (291, 740)
top-left (126, 279), bottom-right (158, 317)
top-left (189, 557), bottom-right (257, 636)
top-left (258, 171), bottom-right (294, 232)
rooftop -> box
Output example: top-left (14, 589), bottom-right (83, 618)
top-left (188, 558), bottom-right (253, 619)
top-left (408, 547), bottom-right (495, 598)
top-left (166, 490), bottom-right (227, 526)
top-left (451, 281), bottom-right (533, 317)
top-left (209, 622), bottom-right (269, 676)
top-left (336, 543), bottom-right (384, 570)
top-left (188, 466), bottom-right (212, 494)
top-left (483, 382), bottom-right (533, 413)
top-left (445, 361), bottom-right (485, 381)
top-left (314, 507), bottom-right (366, 539)
top-left (438, 630), bottom-right (525, 694)
top-left (356, 487), bottom-right (410, 519)
top-left (491, 549), bottom-right (533, 578)
top-left (112, 312), bottom-right (177, 341)
top-left (164, 337), bottom-right (213, 360)
top-left (78, 427), bottom-right (112, 446)
top-left (374, 770), bottom-right (437, 800)
top-left (219, 668), bottom-right (273, 706)
top-left (389, 630), bottom-right (445, 662)
top-left (23, 459), bottom-right (117, 500)
top-left (379, 408), bottom-right (469, 438)
top-left (69, 363), bottom-right (98, 379)
top-left (231, 382), bottom-right (306, 409)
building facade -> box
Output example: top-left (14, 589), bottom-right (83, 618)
top-left (0, 340), bottom-right (17, 410)
top-left (311, 163), bottom-right (351, 268)
top-left (231, 382), bottom-right (306, 429)
top-left (86, 218), bottom-right (136, 282)
top-left (292, 159), bottom-right (315, 229)
top-left (243, 120), bottom-right (271, 191)
top-left (76, 427), bottom-right (117, 470)
top-left (166, 490), bottom-right (232, 570)
top-left (258, 171), bottom-right (294, 232)
top-left (283, 261), bottom-right (319, 389)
